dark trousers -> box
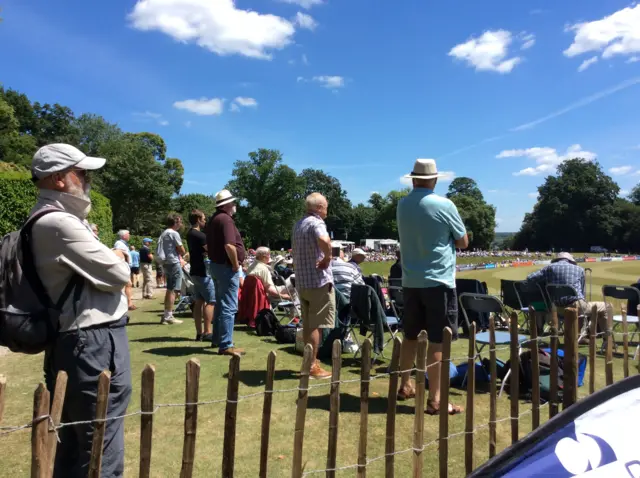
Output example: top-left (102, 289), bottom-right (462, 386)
top-left (45, 317), bottom-right (132, 478)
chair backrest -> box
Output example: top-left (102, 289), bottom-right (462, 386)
top-left (602, 285), bottom-right (640, 302)
top-left (458, 293), bottom-right (504, 330)
top-left (545, 283), bottom-right (580, 306)
top-left (500, 279), bottom-right (524, 310)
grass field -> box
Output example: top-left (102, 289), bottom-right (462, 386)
top-left (1, 260), bottom-right (639, 477)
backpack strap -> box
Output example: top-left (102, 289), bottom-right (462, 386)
top-left (20, 207), bottom-right (83, 312)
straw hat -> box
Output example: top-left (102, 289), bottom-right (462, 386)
top-left (552, 252), bottom-right (576, 265)
top-left (215, 189), bottom-right (236, 207)
top-left (404, 158), bottom-right (443, 180)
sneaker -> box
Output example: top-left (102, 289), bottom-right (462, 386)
top-left (219, 347), bottom-right (246, 356)
top-left (309, 363), bottom-right (332, 379)
top-left (161, 316), bottom-right (183, 325)
top-left (201, 333), bottom-right (214, 342)
top-left (195, 334), bottom-right (202, 341)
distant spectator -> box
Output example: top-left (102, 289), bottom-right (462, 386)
top-left (349, 248), bottom-right (367, 273)
top-left (389, 249), bottom-right (402, 280)
top-left (247, 247), bottom-right (291, 300)
top-left (114, 230), bottom-right (136, 311)
top-left (129, 245), bottom-right (140, 288)
top-left (187, 209), bottom-right (215, 342)
top-left (140, 238), bottom-right (155, 299)
top-left (159, 213), bottom-right (185, 325)
top-left (331, 243), bottom-right (364, 300)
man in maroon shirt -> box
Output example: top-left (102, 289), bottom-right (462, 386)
top-left (205, 189), bottom-right (246, 355)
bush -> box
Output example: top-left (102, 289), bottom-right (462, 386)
top-left (0, 171), bottom-right (114, 244)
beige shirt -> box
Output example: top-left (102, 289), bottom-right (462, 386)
top-left (29, 189), bottom-right (130, 332)
top-left (246, 260), bottom-right (275, 292)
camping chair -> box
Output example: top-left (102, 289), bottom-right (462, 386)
top-left (387, 278), bottom-right (404, 321)
top-left (514, 281), bottom-right (552, 336)
top-left (272, 269), bottom-right (299, 324)
top-left (459, 293), bottom-right (528, 397)
top-left (456, 278), bottom-right (494, 334)
top-left (501, 280), bottom-right (530, 331)
top-left (175, 267), bottom-right (195, 315)
top-left (544, 284), bottom-right (586, 336)
top-left (602, 285), bottom-right (640, 352)
top-left (349, 284), bottom-right (399, 362)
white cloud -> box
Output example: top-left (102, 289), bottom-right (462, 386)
top-left (296, 76), bottom-right (305, 82)
top-left (448, 30), bottom-right (526, 73)
top-left (399, 170), bottom-right (456, 186)
top-left (159, 120), bottom-right (169, 126)
top-left (520, 32), bottom-right (536, 50)
top-left (609, 165), bottom-right (634, 176)
top-left (620, 189), bottom-right (630, 197)
top-left (312, 75), bottom-right (345, 88)
top-left (578, 56), bottom-right (598, 72)
top-left (628, 56), bottom-right (640, 63)
top-left (173, 97), bottom-right (224, 115)
top-left (230, 103), bottom-right (240, 113)
top-left (497, 144), bottom-right (597, 176)
top-left (279, 0), bottom-right (323, 9)
top-left (294, 12), bottom-right (317, 30)
top-left (288, 59), bottom-right (296, 65)
top-left (133, 111), bottom-right (162, 119)
top-left (528, 192), bottom-right (539, 199)
top-left (488, 189), bottom-right (499, 193)
top-left (234, 96), bottom-right (258, 107)
top-left (128, 0), bottom-right (296, 60)
top-left (302, 53), bottom-right (309, 65)
top-left (564, 5), bottom-right (640, 63)
top-left (185, 121), bottom-right (192, 127)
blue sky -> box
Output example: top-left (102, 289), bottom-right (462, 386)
top-left (2, 0), bottom-right (640, 232)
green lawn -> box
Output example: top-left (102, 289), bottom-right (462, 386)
top-left (0, 260), bottom-right (638, 477)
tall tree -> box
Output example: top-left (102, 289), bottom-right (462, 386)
top-left (513, 159), bottom-right (619, 251)
top-left (226, 149), bottom-right (305, 247)
top-left (32, 102), bottom-right (79, 146)
top-left (630, 183), bottom-right (640, 206)
top-left (0, 96), bottom-right (36, 166)
top-left (173, 193), bottom-right (218, 219)
top-left (349, 204), bottom-right (377, 244)
top-left (75, 114), bottom-right (123, 156)
top-left (446, 177), bottom-right (485, 201)
top-left (164, 157), bottom-right (184, 195)
top-left (446, 177), bottom-right (495, 249)
top-left (0, 87), bottom-right (38, 135)
top-left (369, 188), bottom-right (410, 239)
top-left (299, 168), bottom-right (352, 239)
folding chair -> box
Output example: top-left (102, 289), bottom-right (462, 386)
top-left (459, 293), bottom-right (528, 397)
top-left (272, 269), bottom-right (299, 324)
top-left (175, 268), bottom-right (194, 314)
top-left (500, 279), bottom-right (529, 331)
top-left (545, 284), bottom-right (586, 336)
top-left (387, 278), bottom-right (404, 321)
top-left (602, 285), bottom-right (640, 353)
top-left (514, 281), bottom-right (550, 335)
top-left (350, 284), bottom-right (399, 362)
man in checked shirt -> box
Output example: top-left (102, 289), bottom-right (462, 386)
top-left (525, 252), bottom-right (608, 339)
top-left (292, 193), bottom-right (334, 379)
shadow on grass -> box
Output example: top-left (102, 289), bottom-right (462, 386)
top-left (307, 393), bottom-right (416, 414)
top-left (127, 322), bottom-right (162, 327)
top-left (223, 369), bottom-right (300, 387)
top-left (131, 336), bottom-right (195, 343)
top-left (142, 346), bottom-right (217, 357)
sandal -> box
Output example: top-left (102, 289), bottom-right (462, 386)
top-left (397, 388), bottom-right (416, 401)
top-left (426, 400), bottom-right (463, 416)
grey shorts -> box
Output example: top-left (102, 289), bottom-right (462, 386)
top-left (163, 262), bottom-right (183, 291)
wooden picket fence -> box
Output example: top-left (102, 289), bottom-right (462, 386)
top-left (0, 305), bottom-right (636, 477)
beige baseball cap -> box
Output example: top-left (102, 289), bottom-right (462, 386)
top-left (31, 143), bottom-right (106, 181)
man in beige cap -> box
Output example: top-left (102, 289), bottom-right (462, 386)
top-left (396, 158), bottom-right (468, 416)
top-left (349, 248), bottom-right (367, 273)
top-left (29, 143), bottom-right (132, 477)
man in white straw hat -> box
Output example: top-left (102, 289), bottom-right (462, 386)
top-left (396, 158), bottom-right (469, 415)
top-left (205, 189), bottom-right (246, 355)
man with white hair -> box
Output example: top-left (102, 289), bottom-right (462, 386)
top-left (331, 242), bottom-right (364, 300)
top-left (28, 144), bottom-right (132, 477)
top-left (349, 248), bottom-right (367, 274)
top-left (114, 230), bottom-right (136, 311)
top-left (292, 192), bottom-right (334, 379)
top-left (247, 246), bottom-right (291, 300)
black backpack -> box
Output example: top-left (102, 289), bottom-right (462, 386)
top-left (255, 308), bottom-right (279, 337)
top-left (0, 208), bottom-right (83, 354)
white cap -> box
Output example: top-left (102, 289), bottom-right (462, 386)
top-left (31, 144), bottom-right (106, 180)
top-left (352, 248), bottom-right (367, 257)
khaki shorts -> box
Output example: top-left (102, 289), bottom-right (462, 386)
top-left (299, 284), bottom-right (336, 329)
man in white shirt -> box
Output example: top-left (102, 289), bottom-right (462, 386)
top-left (160, 213), bottom-right (186, 324)
top-left (114, 229), bottom-right (136, 310)
top-left (29, 143), bottom-right (132, 477)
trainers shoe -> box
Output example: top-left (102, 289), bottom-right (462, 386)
top-left (161, 316), bottom-right (183, 325)
top-left (219, 347), bottom-right (246, 356)
top-left (195, 334), bottom-right (202, 341)
top-left (309, 363), bottom-right (332, 379)
top-left (201, 333), bottom-right (214, 342)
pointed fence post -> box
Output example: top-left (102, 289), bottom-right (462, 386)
top-left (326, 341), bottom-right (341, 478)
top-left (465, 323), bottom-right (476, 475)
top-left (412, 330), bottom-right (428, 477)
top-left (385, 337), bottom-right (402, 478)
top-left (0, 375), bottom-right (6, 426)
top-left (563, 308), bottom-right (579, 409)
top-left (605, 304), bottom-right (614, 386)
top-left (489, 317), bottom-right (497, 458)
top-left (222, 355), bottom-right (240, 478)
top-left (622, 307), bottom-right (630, 379)
top-left (88, 371), bottom-right (111, 478)
top-left (550, 306), bottom-right (559, 419)
top-left (259, 351), bottom-right (277, 478)
top-left (439, 327), bottom-right (452, 478)
top-left (47, 371), bottom-right (68, 478)
top-left (357, 340), bottom-right (372, 478)
top-left (31, 383), bottom-right (50, 478)
top-left (291, 345), bottom-right (313, 478)
top-left (180, 359), bottom-right (200, 478)
top-left (589, 305), bottom-right (597, 395)
top-left (139, 365), bottom-right (155, 478)
top-left (509, 312), bottom-right (519, 445)
top-left (529, 315), bottom-right (540, 431)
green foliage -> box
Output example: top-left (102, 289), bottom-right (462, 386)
top-left (0, 173), bottom-right (113, 243)
top-left (75, 113), bottom-right (123, 156)
top-left (630, 183), bottom-right (640, 206)
top-left (226, 148), bottom-right (305, 247)
top-left (299, 168), bottom-right (352, 238)
top-left (445, 177), bottom-right (496, 249)
top-left (173, 193), bottom-right (218, 220)
top-left (446, 177), bottom-right (485, 202)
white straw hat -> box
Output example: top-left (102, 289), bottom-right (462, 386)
top-left (404, 158), bottom-right (443, 180)
top-left (215, 189), bottom-right (236, 207)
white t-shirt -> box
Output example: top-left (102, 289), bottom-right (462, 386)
top-left (161, 229), bottom-right (183, 264)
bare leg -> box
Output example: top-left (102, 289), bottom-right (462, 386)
top-left (399, 338), bottom-right (418, 392)
top-left (193, 299), bottom-right (204, 335)
top-left (203, 304), bottom-right (214, 335)
top-left (164, 290), bottom-right (175, 316)
top-left (427, 343), bottom-right (443, 404)
top-left (125, 281), bottom-right (134, 308)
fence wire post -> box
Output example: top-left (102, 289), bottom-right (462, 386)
top-left (605, 304), bottom-right (614, 386)
top-left (0, 374), bottom-right (6, 426)
top-left (439, 327), bottom-right (452, 478)
top-left (260, 351), bottom-right (277, 478)
top-left (465, 323), bottom-right (476, 475)
top-left (47, 371), bottom-right (68, 478)
top-left (88, 371), bottom-right (111, 478)
top-left (139, 364), bottom-right (155, 478)
top-left (622, 306), bottom-right (629, 378)
top-left (291, 344), bottom-right (313, 478)
top-left (385, 337), bottom-right (402, 478)
top-left (31, 383), bottom-right (50, 478)
top-left (563, 308), bottom-right (578, 410)
top-left (180, 359), bottom-right (200, 478)
top-left (529, 313), bottom-right (540, 431)
top-left (509, 312), bottom-right (519, 445)
top-left (223, 355), bottom-right (240, 478)
top-left (589, 305), bottom-right (597, 395)
top-left (412, 330), bottom-right (428, 477)
top-left (326, 341), bottom-right (341, 478)
top-left (357, 340), bottom-right (372, 478)
top-left (488, 317), bottom-right (497, 458)
top-left (549, 306), bottom-right (559, 419)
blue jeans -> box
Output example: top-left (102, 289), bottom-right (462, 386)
top-left (209, 262), bottom-right (239, 351)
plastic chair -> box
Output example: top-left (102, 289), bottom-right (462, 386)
top-left (602, 285), bottom-right (640, 345)
top-left (459, 293), bottom-right (528, 397)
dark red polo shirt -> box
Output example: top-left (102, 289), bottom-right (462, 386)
top-left (205, 210), bottom-right (246, 266)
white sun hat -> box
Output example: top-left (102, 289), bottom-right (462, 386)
top-left (404, 158), bottom-right (444, 180)
top-left (215, 189), bottom-right (236, 207)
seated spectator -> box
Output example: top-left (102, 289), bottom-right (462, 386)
top-left (331, 243), bottom-right (364, 300)
top-left (247, 247), bottom-right (291, 300)
top-left (349, 248), bottom-right (367, 273)
top-left (389, 249), bottom-right (402, 280)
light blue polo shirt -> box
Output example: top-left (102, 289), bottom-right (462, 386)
top-left (397, 188), bottom-right (466, 289)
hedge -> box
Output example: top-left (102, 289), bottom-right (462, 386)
top-left (0, 172), bottom-right (114, 245)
